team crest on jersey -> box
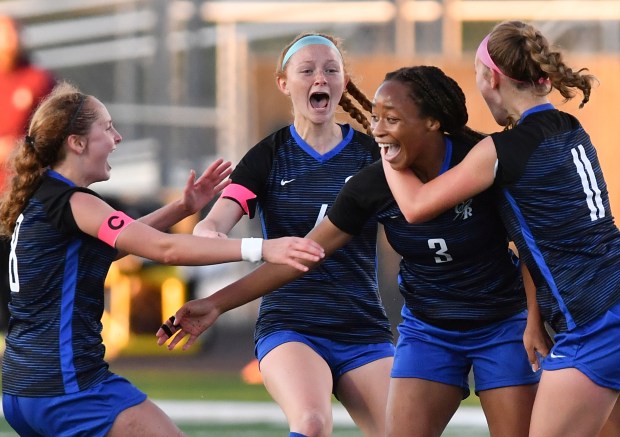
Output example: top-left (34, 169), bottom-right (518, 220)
top-left (454, 199), bottom-right (473, 220)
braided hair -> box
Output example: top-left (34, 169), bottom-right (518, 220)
top-left (487, 20), bottom-right (596, 110)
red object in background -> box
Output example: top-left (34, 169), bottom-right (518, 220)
top-left (0, 15), bottom-right (55, 189)
top-left (0, 15), bottom-right (55, 332)
top-left (0, 63), bottom-right (55, 138)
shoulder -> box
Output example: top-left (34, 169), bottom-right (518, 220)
top-left (492, 109), bottom-right (579, 147)
top-left (348, 160), bottom-right (385, 187)
top-left (256, 126), bottom-right (293, 149)
top-left (348, 127), bottom-right (380, 160)
top-left (350, 126), bottom-right (378, 146)
top-left (340, 160), bottom-right (390, 204)
top-left (34, 174), bottom-right (104, 234)
top-left (35, 174), bottom-right (99, 204)
top-left (241, 126), bottom-right (293, 161)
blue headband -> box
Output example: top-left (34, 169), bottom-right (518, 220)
top-left (281, 35), bottom-right (341, 69)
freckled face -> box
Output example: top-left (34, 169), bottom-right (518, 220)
top-left (278, 44), bottom-right (346, 125)
top-left (82, 99), bottom-right (122, 184)
top-left (371, 80), bottom-right (435, 171)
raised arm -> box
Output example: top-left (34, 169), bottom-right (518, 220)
top-left (382, 136), bottom-right (498, 223)
top-left (137, 158), bottom-right (232, 232)
top-left (156, 217), bottom-right (353, 350)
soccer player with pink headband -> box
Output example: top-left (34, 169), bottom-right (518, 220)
top-left (382, 20), bottom-right (620, 437)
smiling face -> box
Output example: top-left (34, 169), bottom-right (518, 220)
top-left (277, 44), bottom-right (346, 125)
top-left (371, 80), bottom-right (440, 171)
top-left (80, 98), bottom-right (122, 184)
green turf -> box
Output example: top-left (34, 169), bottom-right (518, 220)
top-left (111, 367), bottom-right (275, 401)
top-left (111, 365), bottom-right (482, 407)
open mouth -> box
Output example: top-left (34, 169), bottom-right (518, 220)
top-left (378, 143), bottom-right (401, 160)
top-left (310, 92), bottom-right (329, 109)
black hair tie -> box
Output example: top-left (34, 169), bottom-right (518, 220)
top-left (24, 135), bottom-right (35, 150)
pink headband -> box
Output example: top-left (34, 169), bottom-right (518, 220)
top-left (476, 34), bottom-right (550, 85)
top-left (476, 35), bottom-right (524, 83)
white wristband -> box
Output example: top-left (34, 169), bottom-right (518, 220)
top-left (241, 238), bottom-right (263, 262)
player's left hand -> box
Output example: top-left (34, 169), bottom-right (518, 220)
top-left (180, 158), bottom-right (232, 214)
top-left (156, 298), bottom-right (220, 351)
top-left (523, 316), bottom-right (553, 372)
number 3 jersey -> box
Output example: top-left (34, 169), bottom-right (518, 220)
top-left (227, 124), bottom-right (392, 344)
top-left (328, 137), bottom-right (526, 330)
top-left (492, 105), bottom-right (620, 333)
top-left (3, 171), bottom-right (116, 396)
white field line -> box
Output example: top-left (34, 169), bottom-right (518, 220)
top-left (153, 400), bottom-right (487, 427)
top-left (0, 400), bottom-right (486, 427)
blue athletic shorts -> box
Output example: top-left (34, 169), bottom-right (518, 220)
top-left (391, 307), bottom-right (540, 398)
top-left (2, 373), bottom-right (147, 437)
top-left (256, 330), bottom-right (394, 389)
top-left (542, 299), bottom-right (620, 390)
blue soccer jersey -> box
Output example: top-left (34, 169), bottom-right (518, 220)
top-left (229, 124), bottom-right (392, 344)
top-left (329, 137), bottom-right (526, 329)
top-left (3, 171), bottom-right (115, 396)
top-left (492, 104), bottom-right (620, 333)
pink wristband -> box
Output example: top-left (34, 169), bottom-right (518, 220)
top-left (97, 211), bottom-right (134, 247)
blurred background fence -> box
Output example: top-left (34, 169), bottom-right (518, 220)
top-left (1, 0), bottom-right (619, 358)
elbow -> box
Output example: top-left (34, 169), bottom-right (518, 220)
top-left (156, 240), bottom-right (184, 265)
top-left (401, 207), bottom-right (432, 224)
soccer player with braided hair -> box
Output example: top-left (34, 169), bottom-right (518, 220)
top-left (383, 20), bottom-right (620, 437)
top-left (189, 32), bottom-right (394, 437)
top-left (160, 65), bottom-right (550, 437)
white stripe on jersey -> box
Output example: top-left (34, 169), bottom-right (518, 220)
top-left (572, 144), bottom-right (605, 221)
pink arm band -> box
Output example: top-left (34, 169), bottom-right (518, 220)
top-left (97, 211), bottom-right (135, 247)
top-left (221, 183), bottom-right (257, 216)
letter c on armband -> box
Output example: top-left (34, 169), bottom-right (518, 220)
top-left (107, 215), bottom-right (125, 230)
top-left (98, 211), bottom-right (134, 247)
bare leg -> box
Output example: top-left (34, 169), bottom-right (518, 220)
top-left (599, 397), bottom-right (620, 437)
top-left (260, 342), bottom-right (334, 437)
top-left (386, 377), bottom-right (462, 437)
top-left (337, 356), bottom-right (393, 437)
top-left (479, 384), bottom-right (537, 437)
top-left (530, 368), bottom-right (618, 437)
top-left (107, 399), bottom-right (185, 437)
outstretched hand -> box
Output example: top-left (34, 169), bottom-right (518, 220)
top-left (262, 237), bottom-right (325, 272)
top-left (156, 298), bottom-right (221, 351)
top-left (180, 158), bottom-right (232, 214)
